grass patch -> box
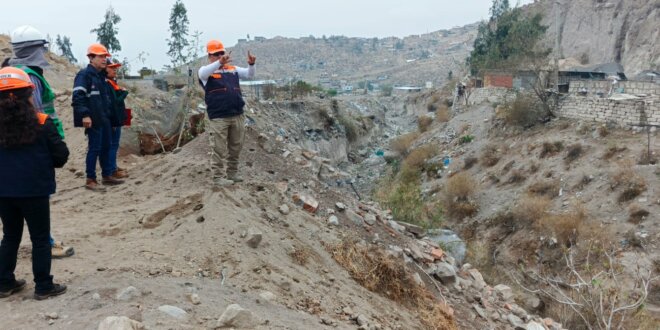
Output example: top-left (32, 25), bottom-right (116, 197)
top-left (564, 143), bottom-right (584, 164)
top-left (610, 162), bottom-right (647, 203)
top-left (527, 180), bottom-right (560, 198)
top-left (513, 196), bottom-right (551, 224)
top-left (502, 93), bottom-right (545, 127)
top-left (331, 239), bottom-right (457, 330)
top-left (435, 104), bottom-right (450, 122)
top-left (535, 206), bottom-right (587, 246)
top-left (602, 145), bottom-right (626, 160)
top-left (390, 132), bottom-right (420, 156)
top-left (458, 135), bottom-right (474, 144)
top-left (507, 169), bottom-right (527, 184)
top-left (443, 172), bottom-right (479, 220)
top-left (540, 141), bottom-right (564, 158)
top-left (480, 143), bottom-right (502, 167)
top-left (337, 114), bottom-right (360, 142)
top-left (418, 116), bottom-right (434, 133)
top-left (289, 245), bottom-right (310, 266)
top-left (464, 157), bottom-right (478, 170)
top-left (628, 204), bottom-right (650, 224)
top-left (376, 167), bottom-right (442, 228)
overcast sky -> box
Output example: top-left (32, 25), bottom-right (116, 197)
top-left (3, 0), bottom-right (533, 73)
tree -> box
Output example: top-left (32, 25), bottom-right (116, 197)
top-left (91, 6), bottom-right (122, 53)
top-left (55, 35), bottom-right (77, 63)
top-left (139, 67), bottom-right (156, 78)
top-left (167, 0), bottom-right (190, 68)
top-left (467, 4), bottom-right (548, 75)
top-left (489, 0), bottom-right (510, 22)
top-left (187, 30), bottom-right (203, 63)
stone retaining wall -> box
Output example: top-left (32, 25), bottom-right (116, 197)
top-left (557, 96), bottom-right (660, 126)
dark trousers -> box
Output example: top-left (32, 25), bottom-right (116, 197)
top-left (109, 127), bottom-right (121, 174)
top-left (0, 197), bottom-right (54, 293)
top-left (85, 117), bottom-right (112, 180)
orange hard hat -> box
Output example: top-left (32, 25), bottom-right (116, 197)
top-left (0, 67), bottom-right (35, 91)
top-left (105, 58), bottom-right (122, 68)
top-left (87, 43), bottom-right (110, 56)
top-left (206, 40), bottom-right (225, 54)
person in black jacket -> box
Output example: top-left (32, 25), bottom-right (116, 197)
top-left (72, 43), bottom-right (124, 191)
top-left (0, 67), bottom-right (69, 300)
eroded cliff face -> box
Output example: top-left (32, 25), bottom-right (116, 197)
top-left (528, 0), bottom-right (659, 76)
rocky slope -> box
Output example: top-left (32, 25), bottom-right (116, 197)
top-left (528, 0), bottom-right (660, 76)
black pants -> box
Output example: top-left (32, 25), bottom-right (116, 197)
top-left (0, 197), bottom-right (53, 293)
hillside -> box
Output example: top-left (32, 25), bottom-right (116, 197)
top-left (221, 24), bottom-right (478, 89)
top-left (528, 0), bottom-right (660, 76)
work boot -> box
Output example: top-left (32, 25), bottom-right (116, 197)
top-left (213, 178), bottom-right (234, 186)
top-left (112, 169), bottom-right (129, 179)
top-left (51, 241), bottom-right (74, 259)
top-left (227, 173), bottom-right (244, 183)
top-left (34, 283), bottom-right (67, 301)
top-left (0, 279), bottom-right (26, 298)
top-left (102, 176), bottom-right (124, 185)
top-left (85, 179), bottom-right (106, 191)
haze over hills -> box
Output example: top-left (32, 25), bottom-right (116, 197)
top-left (220, 24), bottom-right (479, 90)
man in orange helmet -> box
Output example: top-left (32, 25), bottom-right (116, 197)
top-left (72, 43), bottom-right (124, 191)
top-left (198, 39), bottom-right (256, 185)
top-left (104, 59), bottom-right (129, 179)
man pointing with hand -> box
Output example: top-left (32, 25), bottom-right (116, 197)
top-left (198, 39), bottom-right (256, 186)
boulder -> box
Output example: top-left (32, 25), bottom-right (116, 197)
top-left (216, 304), bottom-right (260, 328)
top-left (98, 316), bottom-right (144, 330)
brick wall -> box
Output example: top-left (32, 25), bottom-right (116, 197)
top-left (557, 96), bottom-right (660, 126)
top-left (484, 74), bottom-right (513, 88)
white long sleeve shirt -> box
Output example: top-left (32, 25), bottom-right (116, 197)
top-left (198, 61), bottom-right (255, 86)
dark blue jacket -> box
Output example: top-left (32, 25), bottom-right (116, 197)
top-left (72, 64), bottom-right (112, 128)
top-left (203, 66), bottom-right (245, 119)
top-left (106, 79), bottom-right (129, 127)
top-left (0, 116), bottom-right (69, 197)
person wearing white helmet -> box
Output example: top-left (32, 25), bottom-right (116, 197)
top-left (6, 25), bottom-right (74, 259)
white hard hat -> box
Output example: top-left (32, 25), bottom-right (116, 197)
top-left (11, 25), bottom-right (47, 44)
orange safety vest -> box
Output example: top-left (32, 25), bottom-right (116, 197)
top-left (36, 112), bottom-right (48, 125)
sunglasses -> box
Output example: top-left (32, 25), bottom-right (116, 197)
top-left (210, 51), bottom-right (226, 57)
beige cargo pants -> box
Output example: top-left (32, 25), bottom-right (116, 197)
top-left (207, 114), bottom-right (245, 179)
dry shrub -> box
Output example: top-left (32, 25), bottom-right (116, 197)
top-left (597, 125), bottom-right (609, 137)
top-left (403, 144), bottom-right (437, 171)
top-left (527, 180), bottom-right (560, 198)
top-left (610, 162), bottom-right (647, 203)
top-left (435, 104), bottom-right (450, 122)
top-left (540, 141), bottom-right (564, 158)
top-left (444, 172), bottom-right (479, 220)
top-left (514, 196), bottom-right (551, 224)
top-left (501, 160), bottom-right (515, 175)
top-left (638, 150), bottom-right (658, 165)
top-left (458, 123), bottom-right (470, 135)
top-left (390, 132), bottom-right (420, 155)
top-left (464, 157), bottom-right (478, 170)
top-left (331, 239), bottom-right (457, 330)
top-left (535, 206), bottom-right (588, 246)
top-left (289, 245), bottom-right (310, 266)
top-left (418, 116), bottom-right (434, 133)
top-left (480, 143), bottom-right (502, 167)
top-left (628, 204), bottom-right (650, 224)
top-left (564, 143), bottom-right (583, 164)
top-left (572, 175), bottom-right (592, 191)
top-left (507, 169), bottom-right (527, 184)
top-left (502, 93), bottom-right (544, 127)
top-left (602, 145), bottom-right (626, 160)
top-left (528, 162), bottom-right (540, 174)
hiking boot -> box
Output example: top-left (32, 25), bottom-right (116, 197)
top-left (34, 283), bottom-right (67, 301)
top-left (213, 178), bottom-right (235, 186)
top-left (102, 176), bottom-right (124, 185)
top-left (51, 241), bottom-right (74, 259)
top-left (227, 174), bottom-right (244, 183)
top-left (85, 179), bottom-right (106, 191)
top-left (0, 279), bottom-right (26, 298)
top-left (112, 169), bottom-right (129, 179)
